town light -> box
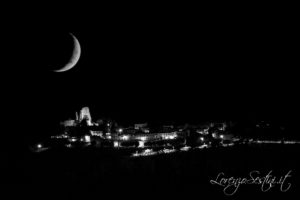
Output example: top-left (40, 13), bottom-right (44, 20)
top-left (84, 135), bottom-right (91, 142)
top-left (138, 141), bottom-right (145, 148)
top-left (121, 135), bottom-right (129, 140)
top-left (164, 134), bottom-right (177, 140)
top-left (113, 141), bottom-right (119, 148)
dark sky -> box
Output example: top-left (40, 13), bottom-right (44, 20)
top-left (2, 4), bottom-right (299, 140)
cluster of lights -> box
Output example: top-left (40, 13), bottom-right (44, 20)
top-left (195, 144), bottom-right (209, 149)
top-left (36, 112), bottom-right (300, 155)
top-left (91, 131), bottom-right (103, 137)
top-left (132, 144), bottom-right (218, 157)
top-left (180, 146), bottom-right (191, 151)
top-left (161, 148), bottom-right (176, 154)
top-left (197, 128), bottom-right (209, 135)
top-left (132, 147), bottom-right (178, 157)
top-left (69, 138), bottom-right (77, 142)
top-left (120, 135), bottom-right (130, 140)
top-left (247, 139), bottom-right (300, 145)
top-left (163, 135), bottom-right (177, 140)
top-left (51, 134), bottom-right (69, 139)
top-left (132, 149), bottom-right (156, 157)
top-left (254, 140), bottom-right (282, 144)
top-left (139, 136), bottom-right (147, 141)
top-left (284, 141), bottom-right (300, 144)
top-left (220, 143), bottom-right (234, 147)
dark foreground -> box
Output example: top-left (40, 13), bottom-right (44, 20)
top-left (3, 144), bottom-right (300, 199)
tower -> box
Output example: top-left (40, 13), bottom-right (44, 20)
top-left (75, 111), bottom-right (79, 121)
top-left (79, 107), bottom-right (92, 126)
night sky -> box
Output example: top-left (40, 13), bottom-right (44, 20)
top-left (2, 5), bottom-right (299, 141)
top-left (2, 6), bottom-right (300, 199)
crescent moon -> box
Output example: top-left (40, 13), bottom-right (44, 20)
top-left (54, 33), bottom-right (81, 72)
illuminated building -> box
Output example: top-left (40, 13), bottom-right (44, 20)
top-left (91, 131), bottom-right (103, 137)
top-left (60, 107), bottom-right (92, 127)
top-left (162, 125), bottom-right (175, 132)
top-left (75, 112), bottom-right (79, 121)
top-left (123, 127), bottom-right (138, 135)
top-left (138, 141), bottom-right (145, 148)
top-left (61, 119), bottom-right (76, 127)
top-left (79, 107), bottom-right (92, 126)
top-left (134, 123), bottom-right (148, 130)
top-left (134, 123), bottom-right (150, 133)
